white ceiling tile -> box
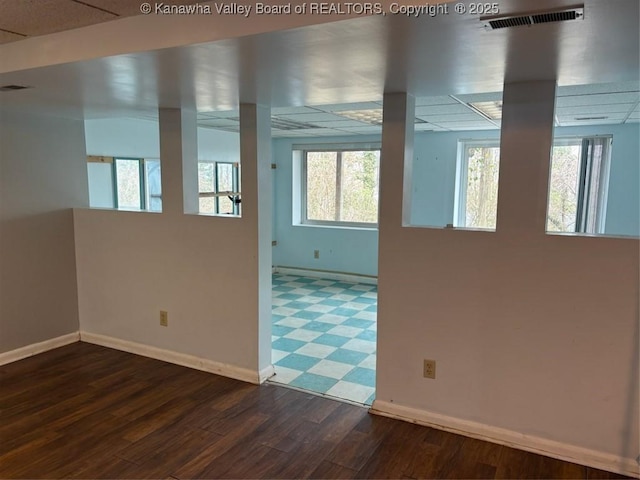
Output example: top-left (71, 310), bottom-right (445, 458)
top-left (557, 81), bottom-right (640, 96)
top-left (433, 120), bottom-right (497, 130)
top-left (556, 92), bottom-right (640, 108)
top-left (271, 106), bottom-right (320, 115)
top-left (279, 128), bottom-right (349, 137)
top-left (414, 123), bottom-right (436, 131)
top-left (557, 113), bottom-right (627, 122)
top-left (314, 102), bottom-right (382, 112)
top-left (415, 96), bottom-right (458, 106)
top-left (416, 113), bottom-right (483, 123)
top-left (561, 119), bottom-right (626, 127)
top-left (0, 0), bottom-right (116, 36)
top-left (415, 104), bottom-right (471, 116)
top-left (312, 119), bottom-right (369, 128)
top-left (198, 110), bottom-right (238, 119)
top-left (198, 118), bottom-right (239, 127)
top-left (453, 92), bottom-right (503, 104)
top-left (556, 104), bottom-right (636, 115)
top-left (275, 112), bottom-right (348, 123)
top-left (335, 126), bottom-right (382, 133)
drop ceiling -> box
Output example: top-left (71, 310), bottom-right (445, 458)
top-left (192, 83), bottom-right (639, 137)
top-left (0, 0), bottom-right (638, 138)
top-left (0, 0), bottom-right (202, 43)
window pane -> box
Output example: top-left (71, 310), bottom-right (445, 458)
top-left (218, 196), bottom-right (234, 214)
top-left (465, 146), bottom-right (500, 229)
top-left (340, 151), bottom-right (380, 223)
top-left (198, 162), bottom-right (215, 214)
top-left (547, 144), bottom-right (581, 232)
top-left (115, 159), bottom-right (141, 209)
top-left (217, 163), bottom-right (234, 192)
top-left (145, 159), bottom-right (162, 212)
top-left (306, 152), bottom-right (338, 221)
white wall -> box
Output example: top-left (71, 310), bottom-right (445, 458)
top-left (375, 85), bottom-right (639, 473)
top-left (76, 113), bottom-right (268, 377)
top-left (0, 110), bottom-right (88, 352)
top-left (84, 118), bottom-right (240, 161)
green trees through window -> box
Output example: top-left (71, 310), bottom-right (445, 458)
top-left (305, 149), bottom-right (380, 225)
top-left (456, 136), bottom-right (611, 233)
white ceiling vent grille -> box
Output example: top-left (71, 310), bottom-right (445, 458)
top-left (482, 6), bottom-right (584, 30)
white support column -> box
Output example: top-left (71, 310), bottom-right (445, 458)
top-left (158, 108), bottom-right (198, 216)
top-left (378, 92), bottom-right (415, 231)
top-left (239, 103), bottom-right (273, 377)
top-left (496, 80), bottom-right (557, 235)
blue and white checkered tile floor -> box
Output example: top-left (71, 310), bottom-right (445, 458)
top-left (270, 273), bottom-right (377, 405)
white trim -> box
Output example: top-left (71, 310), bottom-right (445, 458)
top-left (370, 400), bottom-right (640, 478)
top-left (259, 364), bottom-right (276, 383)
top-left (0, 332), bottom-right (80, 366)
top-left (80, 332), bottom-right (270, 385)
top-left (274, 266), bottom-right (378, 285)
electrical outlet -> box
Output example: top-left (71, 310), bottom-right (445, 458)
top-left (160, 310), bottom-right (168, 327)
top-left (423, 359), bottom-right (436, 379)
top-left (314, 250), bottom-right (320, 259)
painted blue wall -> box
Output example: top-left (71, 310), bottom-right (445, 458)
top-left (272, 135), bottom-right (381, 277)
top-left (272, 124), bottom-right (639, 276)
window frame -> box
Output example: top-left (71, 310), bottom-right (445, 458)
top-left (95, 156), bottom-right (161, 212)
top-left (198, 161), bottom-right (241, 216)
top-left (454, 135), bottom-right (613, 234)
top-left (547, 135), bottom-right (612, 235)
top-left (301, 147), bottom-right (381, 229)
top-left (454, 139), bottom-right (501, 230)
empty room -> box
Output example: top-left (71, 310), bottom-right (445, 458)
top-left (1, 0), bottom-right (638, 478)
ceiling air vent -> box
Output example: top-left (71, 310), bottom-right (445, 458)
top-left (0, 84), bottom-right (31, 92)
top-left (575, 116), bottom-right (608, 121)
top-left (482, 6), bottom-right (584, 30)
top-left (270, 117), bottom-right (319, 131)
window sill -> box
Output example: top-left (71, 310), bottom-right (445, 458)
top-left (294, 223), bottom-right (378, 232)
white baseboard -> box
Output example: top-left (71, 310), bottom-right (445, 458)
top-left (274, 266), bottom-right (378, 285)
top-left (370, 400), bottom-right (639, 478)
top-left (259, 364), bottom-right (276, 383)
top-left (80, 332), bottom-right (272, 385)
top-left (0, 332), bottom-right (80, 366)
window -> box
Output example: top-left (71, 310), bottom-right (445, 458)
top-left (198, 161), bottom-right (241, 216)
top-left (547, 136), bottom-right (611, 234)
top-left (86, 157), bottom-right (161, 211)
top-left (455, 141), bottom-right (501, 230)
top-left (302, 149), bottom-right (380, 226)
top-left (454, 136), bottom-right (612, 234)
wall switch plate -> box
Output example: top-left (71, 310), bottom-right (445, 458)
top-left (160, 310), bottom-right (168, 327)
top-left (314, 250), bottom-right (320, 259)
top-left (423, 359), bottom-right (436, 379)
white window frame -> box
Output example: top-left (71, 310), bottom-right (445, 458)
top-left (198, 161), bottom-right (241, 216)
top-left (87, 156), bottom-right (161, 212)
top-left (548, 135), bottom-right (612, 235)
top-left (454, 136), bottom-right (612, 234)
top-left (453, 139), bottom-right (500, 229)
top-left (300, 145), bottom-right (381, 229)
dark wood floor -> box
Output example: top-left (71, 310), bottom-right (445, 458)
top-left (0, 343), bottom-right (630, 479)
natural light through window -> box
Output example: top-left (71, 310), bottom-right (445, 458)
top-left (456, 142), bottom-right (500, 230)
top-left (198, 161), bottom-right (241, 216)
top-left (547, 137), bottom-right (611, 234)
top-left (303, 149), bottom-right (380, 226)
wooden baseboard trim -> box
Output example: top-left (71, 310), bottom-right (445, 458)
top-left (80, 332), bottom-right (271, 385)
top-left (0, 332), bottom-right (80, 366)
top-left (370, 400), bottom-right (639, 478)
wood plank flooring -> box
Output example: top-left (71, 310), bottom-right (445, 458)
top-left (0, 342), bottom-right (631, 479)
